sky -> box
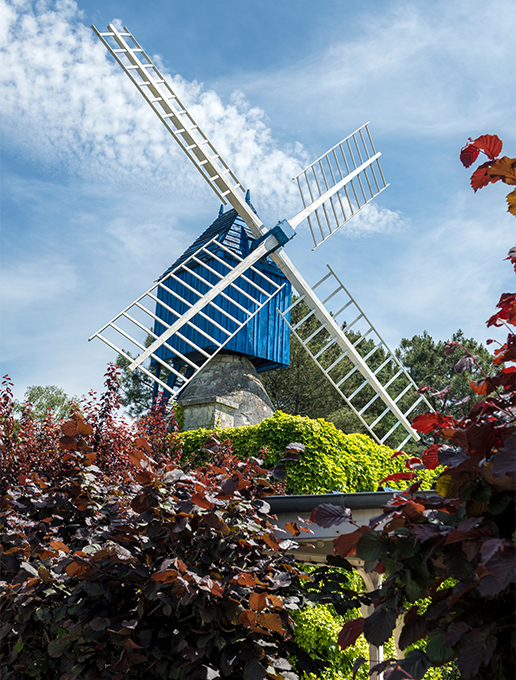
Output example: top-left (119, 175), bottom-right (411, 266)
top-left (1, 0), bottom-right (515, 404)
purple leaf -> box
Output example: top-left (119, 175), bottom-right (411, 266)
top-left (269, 571), bottom-right (292, 590)
top-left (363, 608), bottom-right (398, 647)
top-left (450, 395), bottom-right (470, 406)
top-left (483, 543), bottom-right (516, 589)
top-left (438, 446), bottom-right (469, 468)
top-left (443, 622), bottom-right (469, 647)
top-left (392, 649), bottom-right (432, 680)
top-left (457, 631), bottom-right (497, 678)
top-left (90, 617), bottom-right (110, 631)
top-left (310, 503), bottom-right (353, 528)
top-left (284, 442), bottom-right (305, 453)
top-left (399, 614), bottom-right (427, 650)
top-left (351, 657), bottom-right (367, 680)
top-left (411, 524), bottom-right (443, 543)
top-left (220, 476), bottom-right (238, 494)
top-left (444, 341), bottom-right (461, 356)
top-left (433, 385), bottom-right (452, 398)
top-left (243, 658), bottom-right (266, 680)
top-left (492, 435), bottom-right (516, 478)
top-left (457, 516), bottom-right (483, 532)
top-left (270, 464), bottom-right (287, 481)
top-left (454, 355), bottom-right (478, 374)
top-left (477, 574), bottom-right (504, 596)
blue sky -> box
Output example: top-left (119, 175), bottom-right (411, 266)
top-left (1, 0), bottom-right (515, 403)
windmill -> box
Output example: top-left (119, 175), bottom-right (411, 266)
top-left (90, 24), bottom-right (431, 449)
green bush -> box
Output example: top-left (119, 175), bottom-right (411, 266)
top-left (173, 411), bottom-right (437, 494)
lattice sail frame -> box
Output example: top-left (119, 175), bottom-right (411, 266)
top-left (89, 236), bottom-right (286, 397)
top-left (292, 124), bottom-right (388, 249)
top-left (91, 23), bottom-right (431, 445)
top-left (277, 266), bottom-right (431, 450)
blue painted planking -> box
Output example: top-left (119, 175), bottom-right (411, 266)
top-left (153, 208), bottom-right (291, 373)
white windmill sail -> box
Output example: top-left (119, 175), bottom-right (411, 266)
top-left (91, 24), bottom-right (431, 448)
top-left (291, 124), bottom-right (388, 249)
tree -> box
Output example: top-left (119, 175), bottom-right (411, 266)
top-left (116, 351), bottom-right (155, 417)
top-left (396, 330), bottom-right (496, 417)
top-left (13, 384), bottom-right (78, 420)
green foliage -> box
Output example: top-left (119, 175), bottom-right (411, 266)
top-left (174, 411), bottom-right (437, 494)
top-left (116, 349), bottom-right (155, 418)
top-left (396, 330), bottom-right (495, 417)
top-left (13, 384), bottom-right (78, 420)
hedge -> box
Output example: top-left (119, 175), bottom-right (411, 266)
top-left (170, 411), bottom-right (437, 494)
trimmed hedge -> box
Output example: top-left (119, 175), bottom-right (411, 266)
top-left (170, 411), bottom-right (436, 494)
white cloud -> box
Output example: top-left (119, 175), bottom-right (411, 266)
top-left (0, 257), bottom-right (78, 307)
top-left (236, 0), bottom-right (515, 138)
top-left (334, 203), bottom-right (407, 239)
top-left (0, 0), bottom-right (400, 233)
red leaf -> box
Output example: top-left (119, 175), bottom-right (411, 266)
top-left (391, 450), bottom-right (406, 458)
top-left (249, 592), bottom-right (268, 612)
top-left (135, 438), bottom-right (152, 454)
top-left (285, 521), bottom-right (300, 537)
top-left (333, 526), bottom-right (369, 558)
top-left (50, 540), bottom-right (69, 554)
top-left (422, 444), bottom-right (440, 470)
top-left (405, 457), bottom-right (424, 470)
top-left (380, 472), bottom-right (415, 484)
top-left (337, 617), bottom-right (364, 650)
top-left (411, 412), bottom-right (456, 434)
top-left (262, 533), bottom-right (280, 551)
top-left (256, 612), bottom-right (285, 633)
top-left (61, 420), bottom-right (78, 437)
top-left (151, 569), bottom-right (179, 583)
top-left (402, 500), bottom-right (425, 522)
top-left (59, 436), bottom-right (77, 451)
top-left (472, 134), bottom-right (502, 160)
top-left (76, 420), bottom-right (93, 436)
top-left (460, 142), bottom-right (480, 168)
top-left (471, 161), bottom-right (497, 192)
top-left (238, 610), bottom-right (257, 628)
top-left (191, 492), bottom-right (215, 510)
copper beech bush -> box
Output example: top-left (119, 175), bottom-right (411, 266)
top-left (0, 369), bottom-right (328, 679)
top-left (310, 136), bottom-right (516, 680)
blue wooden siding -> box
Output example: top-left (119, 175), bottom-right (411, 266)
top-left (153, 209), bottom-right (291, 373)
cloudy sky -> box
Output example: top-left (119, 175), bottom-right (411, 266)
top-left (1, 0), bottom-right (514, 403)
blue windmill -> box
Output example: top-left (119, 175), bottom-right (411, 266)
top-left (90, 24), bottom-right (432, 448)
top-left (150, 197), bottom-right (292, 405)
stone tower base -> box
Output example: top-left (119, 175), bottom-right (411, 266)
top-left (179, 354), bottom-right (274, 430)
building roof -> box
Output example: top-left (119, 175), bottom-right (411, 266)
top-left (160, 206), bottom-right (270, 279)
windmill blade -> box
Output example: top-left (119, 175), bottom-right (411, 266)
top-left (92, 24), bottom-right (266, 240)
top-left (93, 25), bottom-right (426, 445)
top-left (89, 234), bottom-right (286, 397)
top-left (277, 266), bottom-right (432, 450)
top-left (290, 124), bottom-right (389, 249)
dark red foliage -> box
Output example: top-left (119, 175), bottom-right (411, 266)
top-left (486, 292), bottom-right (516, 328)
top-left (421, 444), bottom-right (440, 470)
top-left (459, 142), bottom-right (480, 168)
top-left (0, 427), bottom-right (324, 679)
top-left (460, 134), bottom-right (503, 168)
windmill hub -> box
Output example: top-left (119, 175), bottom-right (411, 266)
top-left (178, 353), bottom-right (274, 430)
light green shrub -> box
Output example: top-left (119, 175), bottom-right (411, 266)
top-left (172, 411), bottom-right (437, 493)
